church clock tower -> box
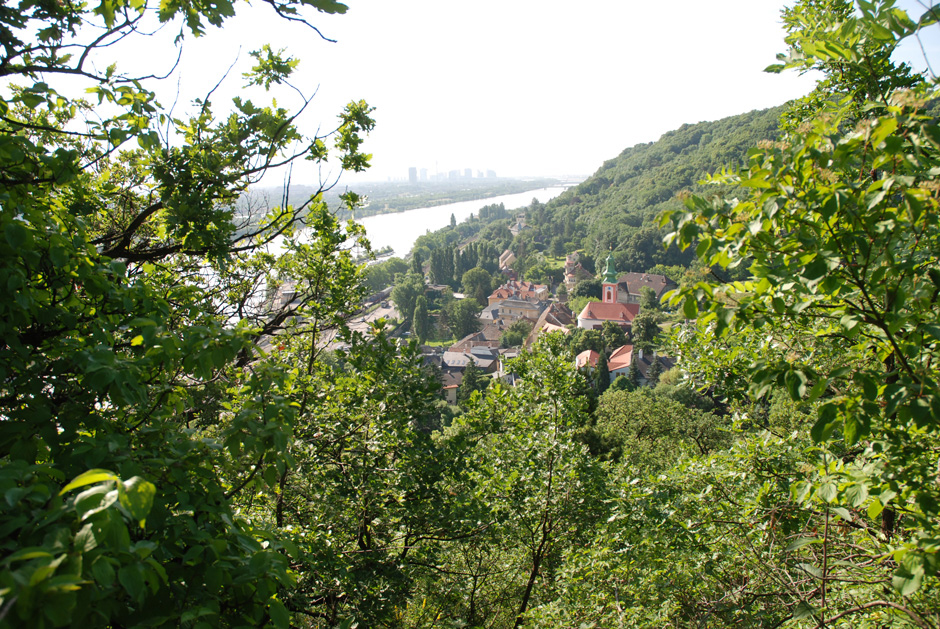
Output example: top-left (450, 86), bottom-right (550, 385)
top-left (601, 253), bottom-right (618, 304)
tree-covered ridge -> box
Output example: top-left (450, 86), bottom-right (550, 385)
top-left (532, 106), bottom-right (785, 273)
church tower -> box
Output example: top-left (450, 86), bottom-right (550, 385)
top-left (601, 253), bottom-right (618, 304)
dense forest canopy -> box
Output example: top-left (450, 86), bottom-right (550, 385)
top-left (3, 0), bottom-right (940, 628)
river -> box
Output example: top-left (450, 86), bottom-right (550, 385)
top-left (356, 186), bottom-right (568, 258)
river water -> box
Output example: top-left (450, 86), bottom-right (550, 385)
top-left (356, 186), bottom-right (567, 258)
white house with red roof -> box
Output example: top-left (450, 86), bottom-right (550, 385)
top-left (607, 344), bottom-right (675, 385)
top-left (575, 349), bottom-right (599, 371)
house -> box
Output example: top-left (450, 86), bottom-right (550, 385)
top-left (575, 349), bottom-right (599, 371)
top-left (494, 298), bottom-right (548, 321)
top-left (607, 344), bottom-right (676, 386)
top-left (487, 280), bottom-right (549, 305)
top-left (563, 252), bottom-right (594, 292)
top-left (479, 303), bottom-right (502, 321)
top-left (614, 272), bottom-right (677, 304)
top-left (606, 345), bottom-right (634, 380)
top-left (495, 348), bottom-right (521, 385)
top-left (442, 349), bottom-right (498, 373)
top-left (525, 302), bottom-right (575, 347)
top-left (588, 253), bottom-right (678, 305)
top-left (443, 384), bottom-right (458, 405)
top-left (499, 249), bottom-right (516, 270)
top-left (449, 322), bottom-right (506, 353)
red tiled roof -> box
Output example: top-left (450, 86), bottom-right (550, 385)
top-left (575, 349), bottom-right (599, 369)
top-left (607, 344), bottom-right (633, 371)
top-left (578, 302), bottom-right (640, 322)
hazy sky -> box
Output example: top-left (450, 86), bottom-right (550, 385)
top-left (115, 0), bottom-right (940, 185)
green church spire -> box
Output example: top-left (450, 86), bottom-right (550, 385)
top-left (602, 253), bottom-right (618, 284)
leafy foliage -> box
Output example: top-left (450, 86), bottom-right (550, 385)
top-left (0, 0), bottom-right (379, 624)
top-left (659, 0), bottom-right (940, 621)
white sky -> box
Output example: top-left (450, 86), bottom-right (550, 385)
top-left (98, 0), bottom-right (940, 184)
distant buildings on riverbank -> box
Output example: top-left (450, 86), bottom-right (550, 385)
top-left (408, 166), bottom-right (498, 182)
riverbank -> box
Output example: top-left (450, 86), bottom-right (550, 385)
top-left (357, 186), bottom-right (569, 259)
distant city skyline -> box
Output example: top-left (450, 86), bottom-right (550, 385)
top-left (404, 165), bottom-right (500, 183)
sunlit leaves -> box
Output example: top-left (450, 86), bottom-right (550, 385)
top-left (243, 45), bottom-right (300, 90)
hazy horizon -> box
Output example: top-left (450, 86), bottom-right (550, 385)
top-left (97, 0), bottom-right (940, 187)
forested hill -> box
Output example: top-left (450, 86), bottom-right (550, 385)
top-left (533, 106), bottom-right (785, 273)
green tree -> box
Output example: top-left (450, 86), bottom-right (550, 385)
top-left (364, 256), bottom-right (408, 292)
top-left (391, 271), bottom-right (425, 328)
top-left (595, 388), bottom-right (695, 468)
top-left (639, 285), bottom-right (660, 311)
top-left (568, 328), bottom-right (604, 356)
top-left (772, 0), bottom-right (923, 131)
top-left (411, 249), bottom-right (424, 274)
top-left (609, 374), bottom-right (631, 392)
top-left (0, 0), bottom-right (378, 624)
top-left (631, 310), bottom-right (660, 350)
top-left (413, 294), bottom-right (429, 344)
top-left (442, 336), bottom-right (607, 627)
top-left (571, 278), bottom-right (601, 299)
top-left (600, 320), bottom-right (628, 352)
top-left (646, 354), bottom-right (664, 384)
top-left (446, 298), bottom-right (482, 340)
top-left (627, 361), bottom-right (641, 390)
top-left (458, 358), bottom-right (489, 403)
top-left (461, 266), bottom-right (494, 305)
top-left (500, 319), bottom-right (533, 348)
top-left (264, 326), bottom-right (455, 624)
top-left (594, 349), bottom-right (610, 393)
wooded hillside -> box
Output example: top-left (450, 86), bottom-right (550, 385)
top-left (516, 107), bottom-right (784, 275)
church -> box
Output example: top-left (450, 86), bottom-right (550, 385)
top-left (576, 254), bottom-right (640, 330)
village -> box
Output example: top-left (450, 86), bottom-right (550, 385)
top-left (342, 248), bottom-right (679, 406)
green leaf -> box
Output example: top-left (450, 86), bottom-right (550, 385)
top-left (796, 562), bottom-right (823, 578)
top-left (870, 116), bottom-right (899, 148)
top-left (4, 222), bottom-right (29, 248)
top-left (831, 507), bottom-right (852, 522)
top-left (786, 536), bottom-right (822, 552)
top-left (844, 483), bottom-right (868, 507)
top-left (682, 296), bottom-right (698, 320)
top-left (3, 548), bottom-right (54, 564)
top-left (807, 377), bottom-right (828, 403)
top-left (268, 599), bottom-right (290, 629)
top-left (60, 469), bottom-right (119, 495)
top-left (892, 562), bottom-right (924, 595)
top-left (119, 476), bottom-right (156, 527)
top-left (811, 404), bottom-right (839, 443)
top-left (118, 563), bottom-right (146, 602)
top-left (91, 557), bottom-right (116, 586)
top-left (785, 369), bottom-right (808, 400)
top-left (307, 0), bottom-right (348, 14)
top-left (816, 482), bottom-right (837, 503)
